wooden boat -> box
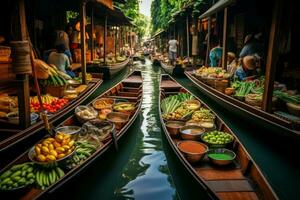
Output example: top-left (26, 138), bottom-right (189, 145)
top-left (159, 74), bottom-right (278, 200)
top-left (88, 57), bottom-right (130, 80)
top-left (0, 78), bottom-right (103, 152)
top-left (0, 71), bottom-right (143, 200)
top-left (185, 71), bottom-right (300, 138)
top-left (160, 61), bottom-right (184, 76)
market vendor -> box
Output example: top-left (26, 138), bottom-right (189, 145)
top-left (239, 34), bottom-right (263, 58)
top-left (47, 44), bottom-right (75, 77)
top-left (209, 35), bottom-right (222, 67)
top-left (234, 55), bottom-right (258, 81)
top-left (227, 52), bottom-right (238, 77)
top-left (168, 36), bottom-right (178, 66)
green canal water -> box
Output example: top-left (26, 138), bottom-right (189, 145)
top-left (49, 59), bottom-right (300, 200)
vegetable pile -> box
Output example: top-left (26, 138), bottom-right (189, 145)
top-left (192, 109), bottom-right (215, 122)
top-left (35, 167), bottom-right (65, 189)
top-left (161, 93), bottom-right (194, 114)
top-left (202, 131), bottom-right (233, 145)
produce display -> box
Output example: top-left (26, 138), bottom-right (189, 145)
top-left (33, 133), bottom-right (75, 162)
top-left (202, 131), bottom-right (233, 145)
top-left (161, 93), bottom-right (194, 114)
top-left (35, 167), bottom-right (65, 189)
top-left (0, 163), bottom-right (35, 190)
top-left (195, 67), bottom-right (230, 79)
top-left (113, 102), bottom-right (135, 112)
top-left (30, 94), bottom-right (68, 113)
top-left (38, 65), bottom-right (68, 87)
top-left (191, 109), bottom-right (215, 122)
top-left (0, 93), bottom-right (18, 117)
top-left (75, 106), bottom-right (98, 122)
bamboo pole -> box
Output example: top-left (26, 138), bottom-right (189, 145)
top-left (205, 17), bottom-right (211, 66)
top-left (80, 0), bottom-right (86, 84)
top-left (262, 0), bottom-right (281, 112)
top-left (91, 6), bottom-right (94, 61)
top-left (221, 7), bottom-right (228, 69)
top-left (186, 16), bottom-right (190, 58)
top-left (115, 27), bottom-right (117, 60)
top-left (17, 0), bottom-right (31, 128)
top-left (104, 15), bottom-right (107, 65)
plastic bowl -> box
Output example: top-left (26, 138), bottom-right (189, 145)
top-left (106, 112), bottom-right (129, 130)
top-left (6, 112), bottom-right (39, 125)
top-left (165, 121), bottom-right (185, 138)
top-left (55, 126), bottom-right (81, 140)
top-left (180, 125), bottom-right (205, 141)
top-left (207, 148), bottom-right (236, 166)
top-left (177, 140), bottom-right (208, 163)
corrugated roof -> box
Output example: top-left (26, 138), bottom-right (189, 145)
top-left (199, 0), bottom-right (235, 19)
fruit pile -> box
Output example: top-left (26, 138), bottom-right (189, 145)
top-left (34, 133), bottom-right (75, 162)
top-left (30, 94), bottom-right (68, 113)
top-left (0, 163), bottom-right (35, 190)
top-left (202, 131), bottom-right (233, 145)
top-left (35, 167), bottom-right (65, 189)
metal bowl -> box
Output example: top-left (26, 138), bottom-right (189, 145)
top-left (207, 148), bottom-right (236, 166)
top-left (28, 140), bottom-right (76, 168)
top-left (113, 102), bottom-right (136, 115)
top-left (201, 132), bottom-right (234, 148)
top-left (165, 121), bottom-right (185, 138)
top-left (106, 112), bottom-right (129, 130)
top-left (55, 126), bottom-right (81, 140)
top-left (177, 141), bottom-right (208, 163)
top-left (92, 98), bottom-right (115, 110)
top-left (182, 99), bottom-right (201, 110)
top-left (180, 125), bottom-right (206, 141)
top-left (185, 121), bottom-right (216, 132)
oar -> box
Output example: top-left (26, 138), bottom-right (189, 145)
top-left (29, 46), bottom-right (54, 137)
top-left (110, 125), bottom-right (118, 151)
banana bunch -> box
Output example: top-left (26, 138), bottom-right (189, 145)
top-left (39, 65), bottom-right (68, 87)
top-left (66, 140), bottom-right (97, 169)
top-left (30, 94), bottom-right (57, 105)
top-left (35, 167), bottom-right (65, 189)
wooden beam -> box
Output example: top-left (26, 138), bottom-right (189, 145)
top-left (205, 17), bottom-right (211, 66)
top-left (91, 6), bottom-right (94, 61)
top-left (18, 0), bottom-right (30, 128)
top-left (186, 16), bottom-right (190, 57)
top-left (114, 27), bottom-right (117, 60)
top-left (262, 0), bottom-right (281, 112)
top-left (104, 15), bottom-right (107, 65)
top-left (80, 0), bottom-right (87, 84)
top-left (221, 7), bottom-right (228, 69)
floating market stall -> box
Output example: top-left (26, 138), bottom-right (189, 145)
top-left (159, 74), bottom-right (278, 200)
top-left (186, 0), bottom-right (300, 138)
top-left (0, 70), bottom-right (143, 198)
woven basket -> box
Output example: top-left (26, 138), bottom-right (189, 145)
top-left (45, 85), bottom-right (66, 98)
top-left (245, 94), bottom-right (262, 107)
top-left (214, 79), bottom-right (229, 93)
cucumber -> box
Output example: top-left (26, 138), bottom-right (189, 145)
top-left (11, 171), bottom-right (21, 178)
top-left (0, 170), bottom-right (12, 180)
top-left (49, 75), bottom-right (57, 86)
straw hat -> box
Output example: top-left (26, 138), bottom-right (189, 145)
top-left (227, 52), bottom-right (236, 59)
top-left (243, 55), bottom-right (256, 70)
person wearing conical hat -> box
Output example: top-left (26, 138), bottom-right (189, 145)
top-left (234, 55), bottom-right (258, 81)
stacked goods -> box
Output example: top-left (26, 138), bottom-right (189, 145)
top-left (39, 65), bottom-right (68, 87)
top-left (0, 93), bottom-right (18, 117)
top-left (30, 94), bottom-right (68, 113)
top-left (10, 41), bottom-right (32, 74)
top-left (33, 133), bottom-right (75, 162)
top-left (191, 109), bottom-right (215, 123)
top-left (0, 163), bottom-right (35, 190)
top-left (195, 67), bottom-right (230, 79)
top-left (35, 167), bottom-right (64, 189)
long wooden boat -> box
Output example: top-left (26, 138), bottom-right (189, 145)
top-left (88, 57), bottom-right (130, 80)
top-left (160, 61), bottom-right (185, 76)
top-left (159, 74), bottom-right (278, 200)
top-left (185, 71), bottom-right (300, 138)
top-left (0, 71), bottom-right (143, 200)
top-left (0, 78), bottom-right (103, 152)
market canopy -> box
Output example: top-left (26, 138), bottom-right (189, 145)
top-left (199, 0), bottom-right (235, 19)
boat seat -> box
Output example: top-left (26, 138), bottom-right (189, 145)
top-left (196, 168), bottom-right (245, 181)
top-left (217, 192), bottom-right (259, 200)
top-left (206, 180), bottom-right (254, 192)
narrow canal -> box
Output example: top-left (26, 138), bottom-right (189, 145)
top-left (51, 59), bottom-right (180, 200)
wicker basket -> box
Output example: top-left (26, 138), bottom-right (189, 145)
top-left (45, 85), bottom-right (66, 98)
top-left (245, 94), bottom-right (262, 107)
top-left (214, 79), bottom-right (229, 93)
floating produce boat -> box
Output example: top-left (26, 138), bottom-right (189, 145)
top-left (185, 71), bottom-right (300, 138)
top-left (160, 61), bottom-right (184, 76)
top-left (0, 77), bottom-right (103, 152)
top-left (0, 71), bottom-right (143, 199)
top-left (88, 57), bottom-right (130, 80)
top-left (159, 74), bottom-right (278, 200)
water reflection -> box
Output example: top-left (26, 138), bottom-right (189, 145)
top-left (114, 59), bottom-right (178, 200)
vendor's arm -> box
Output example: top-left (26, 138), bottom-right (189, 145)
top-left (235, 67), bottom-right (247, 81)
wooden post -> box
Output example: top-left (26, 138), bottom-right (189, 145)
top-left (17, 0), bottom-right (31, 128)
top-left (91, 6), bottom-right (94, 61)
top-left (186, 16), bottom-right (190, 58)
top-left (262, 0), bottom-right (281, 112)
top-left (104, 15), bottom-right (107, 65)
top-left (114, 27), bottom-right (117, 60)
top-left (80, 0), bottom-right (87, 84)
top-left (129, 27), bottom-right (132, 55)
top-left (205, 17), bottom-right (211, 66)
top-left (221, 7), bottom-right (228, 69)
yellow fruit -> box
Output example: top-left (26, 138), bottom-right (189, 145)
top-left (67, 149), bottom-right (72, 155)
top-left (55, 134), bottom-right (64, 142)
top-left (46, 155), bottom-right (56, 161)
top-left (56, 147), bottom-right (65, 153)
top-left (57, 153), bottom-right (66, 159)
top-left (45, 138), bottom-right (55, 142)
top-left (37, 154), bottom-right (46, 162)
top-left (41, 146), bottom-right (50, 154)
top-left (68, 140), bottom-right (75, 147)
top-left (53, 141), bottom-right (61, 148)
top-left (49, 149), bottom-right (58, 157)
top-left (63, 134), bottom-right (71, 139)
top-left (48, 143), bottom-right (54, 150)
top-left (62, 145), bottom-right (70, 151)
top-left (62, 138), bottom-right (70, 146)
top-left (37, 143), bottom-right (42, 148)
top-left (35, 146), bottom-right (41, 155)
top-left (42, 141), bottom-right (49, 147)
